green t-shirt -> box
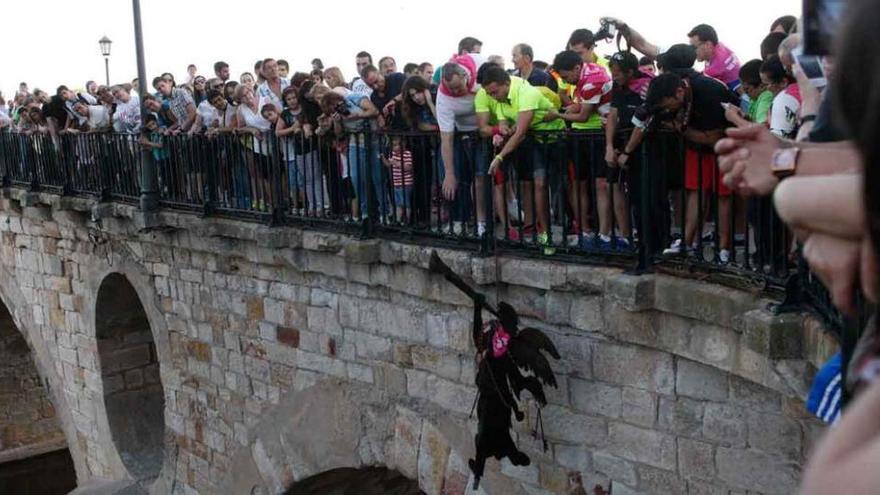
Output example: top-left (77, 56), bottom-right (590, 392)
top-left (748, 90), bottom-right (774, 125)
top-left (478, 76), bottom-right (564, 131)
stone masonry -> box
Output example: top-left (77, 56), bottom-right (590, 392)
top-left (0, 189), bottom-right (837, 495)
top-left (0, 299), bottom-right (67, 463)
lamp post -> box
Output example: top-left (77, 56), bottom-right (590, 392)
top-left (99, 36), bottom-right (112, 86)
top-left (132, 1), bottom-right (158, 212)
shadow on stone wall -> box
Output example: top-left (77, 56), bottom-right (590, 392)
top-left (95, 273), bottom-right (165, 483)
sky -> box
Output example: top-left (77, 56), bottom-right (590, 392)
top-left (3, 0), bottom-right (801, 97)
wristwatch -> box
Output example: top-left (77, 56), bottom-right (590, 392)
top-left (771, 147), bottom-right (800, 179)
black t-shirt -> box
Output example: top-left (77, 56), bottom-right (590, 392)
top-left (517, 69), bottom-right (559, 93)
top-left (687, 73), bottom-right (738, 131)
top-left (371, 72), bottom-right (407, 131)
top-left (41, 95), bottom-right (71, 128)
top-left (611, 84), bottom-right (645, 132)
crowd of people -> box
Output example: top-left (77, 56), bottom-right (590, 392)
top-left (3, 3), bottom-right (880, 489)
top-left (0, 18), bottom-right (808, 259)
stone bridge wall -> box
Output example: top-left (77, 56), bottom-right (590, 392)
top-left (0, 190), bottom-right (836, 495)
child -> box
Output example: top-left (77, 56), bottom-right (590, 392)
top-left (381, 136), bottom-right (414, 223)
top-left (139, 114), bottom-right (170, 195)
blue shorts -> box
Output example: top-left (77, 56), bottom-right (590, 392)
top-left (393, 185), bottom-right (413, 208)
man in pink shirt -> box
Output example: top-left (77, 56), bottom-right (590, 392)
top-left (688, 24), bottom-right (742, 94)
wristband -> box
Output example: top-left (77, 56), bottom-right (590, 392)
top-left (494, 154), bottom-right (504, 163)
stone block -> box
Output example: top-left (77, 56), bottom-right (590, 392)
top-left (607, 422), bottom-right (676, 471)
top-left (729, 376), bottom-right (782, 414)
top-left (678, 438), bottom-right (716, 481)
top-left (605, 274), bottom-right (655, 312)
top-left (277, 327), bottom-right (300, 349)
top-left (553, 444), bottom-right (591, 472)
top-left (716, 447), bottom-right (801, 493)
top-left (391, 407), bottom-right (423, 480)
top-left (541, 405), bottom-right (607, 446)
top-left (592, 451), bottom-right (637, 486)
top-left (570, 295), bottom-right (603, 332)
top-left (741, 309), bottom-right (803, 360)
top-left (569, 379), bottom-right (622, 418)
top-left (593, 343), bottom-right (674, 394)
top-left (546, 292), bottom-right (573, 326)
top-left (746, 411), bottom-right (803, 460)
top-left (410, 346), bottom-right (461, 382)
top-left (653, 276), bottom-right (757, 328)
top-left (621, 387), bottom-right (657, 427)
top-left (418, 421), bottom-right (451, 495)
top-left (702, 404), bottom-right (746, 447)
top-left (499, 258), bottom-right (566, 290)
top-left (658, 397), bottom-right (704, 437)
top-left (301, 231), bottom-right (343, 252)
top-left (676, 359), bottom-right (729, 402)
top-left (637, 465), bottom-right (687, 495)
top-left (342, 239), bottom-right (381, 264)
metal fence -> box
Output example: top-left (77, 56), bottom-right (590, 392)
top-left (0, 127), bottom-right (865, 344)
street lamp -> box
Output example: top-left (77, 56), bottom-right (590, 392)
top-left (99, 36), bottom-right (112, 86)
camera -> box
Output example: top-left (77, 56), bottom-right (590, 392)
top-left (594, 19), bottom-right (618, 42)
top-left (335, 101), bottom-right (351, 117)
top-left (803, 0), bottom-right (846, 55)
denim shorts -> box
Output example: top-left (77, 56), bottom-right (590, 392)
top-left (393, 185), bottom-right (413, 208)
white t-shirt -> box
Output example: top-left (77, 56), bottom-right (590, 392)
top-left (196, 100), bottom-right (218, 129)
top-left (768, 86), bottom-right (800, 138)
top-left (436, 53), bottom-right (487, 133)
top-left (238, 97), bottom-right (272, 154)
top-left (113, 97), bottom-right (141, 133)
top-left (351, 78), bottom-right (373, 97)
top-left (88, 105), bottom-right (111, 130)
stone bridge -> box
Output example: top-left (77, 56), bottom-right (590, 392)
top-left (0, 188), bottom-right (835, 495)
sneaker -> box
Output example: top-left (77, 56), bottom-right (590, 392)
top-left (578, 233), bottom-right (597, 250)
top-left (663, 239), bottom-right (695, 257)
top-left (596, 234), bottom-right (612, 251)
top-left (507, 227), bottom-right (521, 242)
top-left (451, 221), bottom-right (464, 235)
top-left (477, 222), bottom-right (487, 237)
top-left (615, 237), bottom-right (632, 251)
top-left (719, 249), bottom-right (731, 264)
top-left (538, 232), bottom-right (556, 255)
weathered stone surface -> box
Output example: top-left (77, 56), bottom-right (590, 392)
top-left (716, 447), bottom-right (801, 493)
top-left (676, 359), bottom-right (729, 402)
top-left (0, 194), bottom-right (821, 495)
top-left (607, 423), bottom-right (676, 471)
top-left (593, 343), bottom-right (674, 394)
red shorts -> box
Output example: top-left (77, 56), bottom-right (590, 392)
top-left (684, 148), bottom-right (730, 196)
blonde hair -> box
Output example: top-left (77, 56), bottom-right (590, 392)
top-left (323, 67), bottom-right (346, 88)
top-left (234, 84), bottom-right (253, 104)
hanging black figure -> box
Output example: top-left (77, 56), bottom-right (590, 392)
top-left (429, 251), bottom-right (560, 490)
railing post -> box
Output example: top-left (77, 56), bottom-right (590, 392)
top-left (362, 131), bottom-right (375, 239)
top-left (133, 0), bottom-right (159, 213)
top-left (634, 137), bottom-right (655, 273)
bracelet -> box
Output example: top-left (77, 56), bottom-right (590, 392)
top-left (494, 154), bottom-right (504, 163)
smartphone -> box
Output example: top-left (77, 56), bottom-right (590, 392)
top-left (792, 47), bottom-right (828, 88)
top-left (803, 0), bottom-right (847, 56)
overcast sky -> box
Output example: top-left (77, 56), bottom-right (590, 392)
top-left (3, 0), bottom-right (800, 96)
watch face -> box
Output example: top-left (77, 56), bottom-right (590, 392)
top-left (772, 148), bottom-right (798, 174)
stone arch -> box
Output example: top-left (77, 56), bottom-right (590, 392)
top-left (77, 242), bottom-right (176, 491)
top-left (94, 272), bottom-right (166, 484)
top-left (225, 378), bottom-right (490, 495)
top-left (0, 263), bottom-right (87, 482)
top-left (0, 295), bottom-right (77, 493)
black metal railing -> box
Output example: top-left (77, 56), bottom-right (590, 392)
top-left (0, 127), bottom-right (862, 344)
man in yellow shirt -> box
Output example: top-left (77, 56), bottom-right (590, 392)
top-left (476, 66), bottom-right (564, 246)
